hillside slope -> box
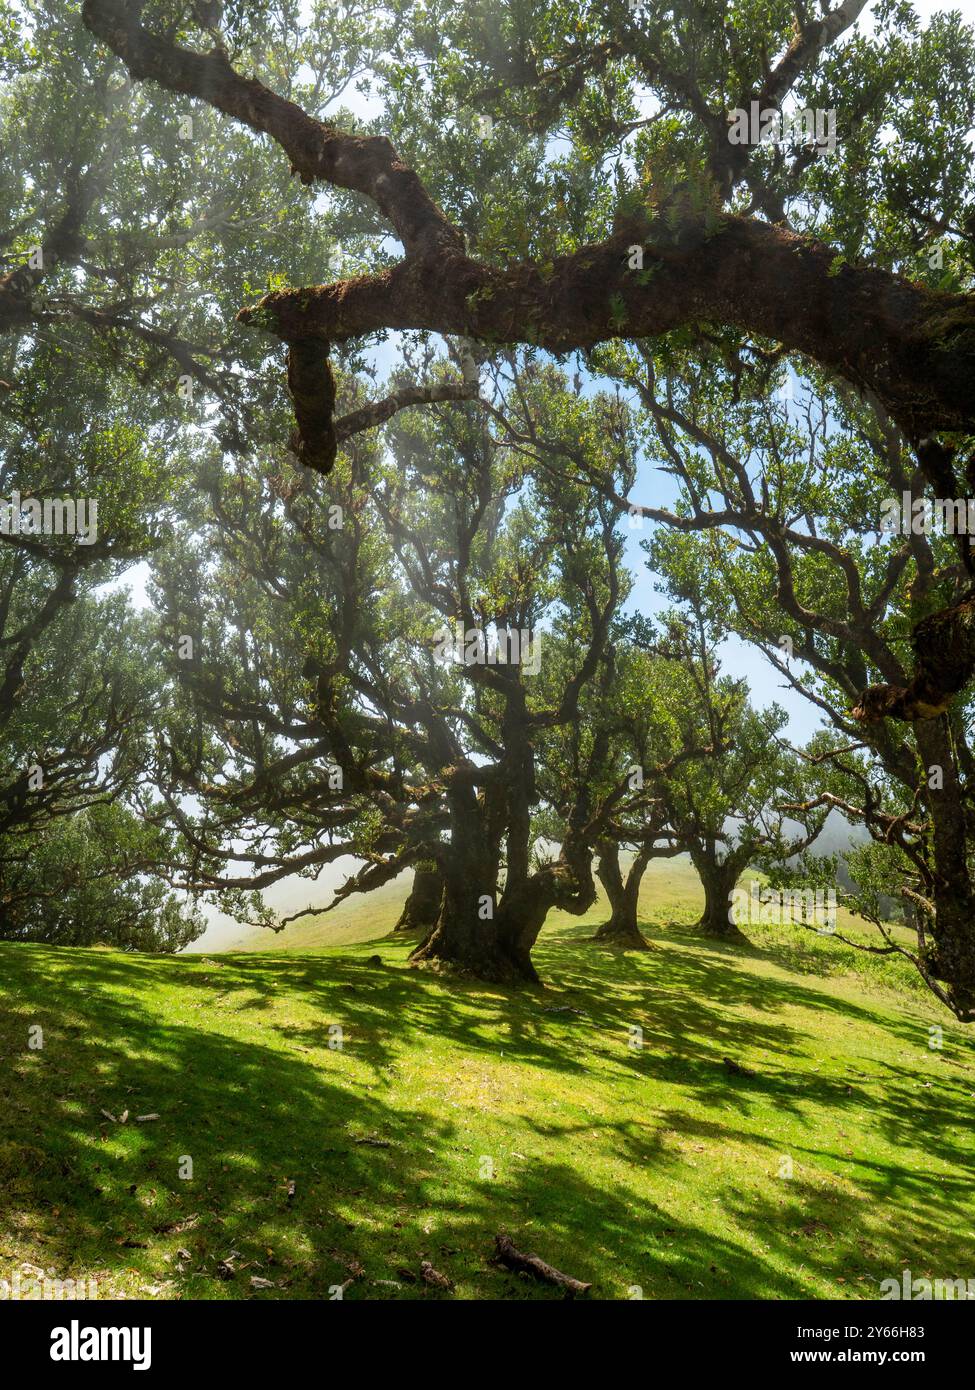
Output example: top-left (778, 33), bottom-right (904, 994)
top-left (2, 894), bottom-right (973, 1300)
top-left (191, 855), bottom-right (912, 966)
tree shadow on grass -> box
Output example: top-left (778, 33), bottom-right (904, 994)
top-left (0, 944), bottom-right (805, 1301)
top-left (0, 950), bottom-right (459, 1296)
top-left (1, 938), bottom-right (973, 1300)
top-left (539, 923), bottom-right (950, 1059)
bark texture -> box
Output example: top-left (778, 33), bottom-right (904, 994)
top-left (912, 721), bottom-right (975, 1020)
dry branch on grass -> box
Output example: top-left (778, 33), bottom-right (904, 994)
top-left (493, 1234), bottom-right (592, 1296)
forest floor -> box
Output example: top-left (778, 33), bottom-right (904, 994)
top-left (2, 861), bottom-right (973, 1300)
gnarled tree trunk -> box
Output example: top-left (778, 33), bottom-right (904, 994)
top-left (408, 844), bottom-right (520, 979)
top-left (409, 815), bottom-right (598, 984)
top-left (393, 865), bottom-right (442, 936)
top-left (407, 782), bottom-right (528, 980)
top-left (502, 819), bottom-right (600, 972)
top-left (690, 846), bottom-right (748, 942)
top-left (593, 843), bottom-right (652, 949)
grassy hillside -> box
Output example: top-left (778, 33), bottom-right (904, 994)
top-left (189, 872), bottom-right (409, 953)
top-left (197, 855), bottom-right (919, 978)
top-left (2, 861), bottom-right (973, 1301)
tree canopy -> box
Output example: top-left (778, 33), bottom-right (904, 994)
top-left (2, 1), bottom-right (975, 1013)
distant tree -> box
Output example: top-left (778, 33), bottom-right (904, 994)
top-left (610, 338), bottom-right (975, 1016)
top-left (0, 342), bottom-right (200, 945)
top-left (611, 605), bottom-right (825, 943)
top-left (481, 356), bottom-right (825, 946)
top-left (535, 635), bottom-right (706, 950)
top-left (592, 842), bottom-right (656, 949)
top-left (154, 359), bottom-right (636, 981)
top-left (0, 803), bottom-right (202, 950)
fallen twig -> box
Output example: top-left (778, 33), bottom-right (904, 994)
top-left (493, 1234), bottom-right (591, 1296)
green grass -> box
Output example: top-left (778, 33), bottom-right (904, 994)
top-left (1, 859), bottom-right (973, 1301)
top-left (193, 873), bottom-right (410, 953)
top-left (215, 856), bottom-right (931, 1002)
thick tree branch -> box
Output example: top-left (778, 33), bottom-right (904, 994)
top-left (83, 0), bottom-right (975, 443)
top-left (81, 0), bottom-right (462, 259)
top-left (852, 590), bottom-right (975, 723)
top-left (239, 221), bottom-right (975, 442)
